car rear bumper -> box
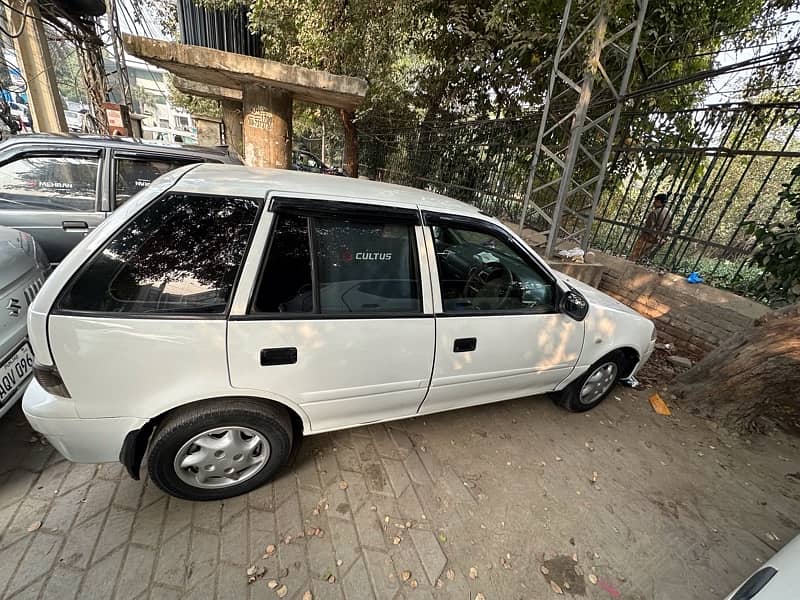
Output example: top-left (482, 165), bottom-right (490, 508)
top-left (23, 380), bottom-right (147, 463)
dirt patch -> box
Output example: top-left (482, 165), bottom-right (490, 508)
top-left (399, 381), bottom-right (800, 599)
top-left (541, 554), bottom-right (587, 595)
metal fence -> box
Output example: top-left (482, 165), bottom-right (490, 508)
top-left (359, 101), bottom-right (800, 297)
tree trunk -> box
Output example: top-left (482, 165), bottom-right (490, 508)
top-left (340, 109), bottom-right (358, 178)
top-left (674, 304), bottom-right (800, 436)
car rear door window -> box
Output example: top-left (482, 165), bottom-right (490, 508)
top-left (114, 156), bottom-right (199, 207)
top-left (57, 194), bottom-right (260, 315)
top-left (251, 211), bottom-right (420, 315)
top-left (0, 154), bottom-right (99, 211)
top-left (315, 218), bottom-right (419, 314)
top-left (252, 214), bottom-right (314, 313)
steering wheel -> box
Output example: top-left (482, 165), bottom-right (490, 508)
top-left (463, 262), bottom-right (513, 309)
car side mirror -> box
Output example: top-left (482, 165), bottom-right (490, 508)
top-left (561, 288), bottom-right (589, 321)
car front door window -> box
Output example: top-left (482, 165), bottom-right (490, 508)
top-left (431, 223), bottom-right (554, 313)
top-left (0, 154), bottom-right (99, 212)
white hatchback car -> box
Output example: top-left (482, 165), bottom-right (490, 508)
top-left (23, 165), bottom-right (655, 500)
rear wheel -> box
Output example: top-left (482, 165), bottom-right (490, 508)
top-left (147, 399), bottom-right (293, 501)
top-left (552, 353), bottom-right (624, 412)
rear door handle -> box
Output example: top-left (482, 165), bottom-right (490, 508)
top-left (260, 347), bottom-right (297, 366)
top-left (62, 220), bottom-right (89, 232)
top-left (453, 337), bottom-right (477, 352)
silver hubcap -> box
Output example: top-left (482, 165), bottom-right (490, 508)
top-left (579, 362), bottom-right (618, 405)
top-left (174, 426), bottom-right (270, 489)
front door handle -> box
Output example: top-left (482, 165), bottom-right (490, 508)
top-left (260, 347), bottom-right (297, 366)
top-left (453, 337), bottom-right (477, 353)
top-left (62, 220), bottom-right (89, 232)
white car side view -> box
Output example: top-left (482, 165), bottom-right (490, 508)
top-left (23, 164), bottom-right (655, 501)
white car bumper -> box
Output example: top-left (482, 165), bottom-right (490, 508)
top-left (23, 379), bottom-right (147, 463)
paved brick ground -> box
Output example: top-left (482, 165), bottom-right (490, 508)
top-left (0, 404), bottom-right (475, 600)
top-left (0, 388), bottom-right (798, 600)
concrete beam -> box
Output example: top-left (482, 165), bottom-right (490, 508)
top-left (173, 77), bottom-right (242, 102)
top-left (123, 35), bottom-right (367, 111)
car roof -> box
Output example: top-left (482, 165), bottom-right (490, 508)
top-left (174, 163), bottom-right (484, 215)
top-left (0, 133), bottom-right (235, 160)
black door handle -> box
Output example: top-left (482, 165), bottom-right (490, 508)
top-left (260, 347), bottom-right (297, 366)
top-left (453, 337), bottom-right (477, 353)
top-left (62, 220), bottom-right (89, 231)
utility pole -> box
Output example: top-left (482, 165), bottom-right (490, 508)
top-left (3, 0), bottom-right (67, 132)
top-left (518, 0), bottom-right (648, 257)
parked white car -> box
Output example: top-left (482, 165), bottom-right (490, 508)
top-left (0, 226), bottom-right (49, 418)
top-left (723, 534), bottom-right (800, 599)
top-left (23, 165), bottom-right (655, 500)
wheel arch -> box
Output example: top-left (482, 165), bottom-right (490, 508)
top-left (119, 394), bottom-right (307, 480)
top-left (614, 346), bottom-right (641, 378)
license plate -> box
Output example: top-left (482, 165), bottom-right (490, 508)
top-left (0, 343), bottom-right (34, 405)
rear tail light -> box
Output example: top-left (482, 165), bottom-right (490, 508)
top-left (33, 362), bottom-right (71, 398)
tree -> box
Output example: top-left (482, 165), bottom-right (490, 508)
top-left (676, 304), bottom-right (800, 435)
top-left (746, 162), bottom-right (800, 305)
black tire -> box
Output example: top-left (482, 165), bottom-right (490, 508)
top-left (147, 398), bottom-right (293, 501)
top-left (552, 352), bottom-right (625, 413)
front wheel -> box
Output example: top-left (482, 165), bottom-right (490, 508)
top-left (146, 399), bottom-right (293, 501)
top-left (552, 353), bottom-right (624, 412)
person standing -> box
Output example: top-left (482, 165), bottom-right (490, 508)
top-left (629, 192), bottom-right (672, 262)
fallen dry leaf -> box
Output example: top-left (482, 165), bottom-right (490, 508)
top-left (475, 594), bottom-right (486, 600)
top-left (267, 580), bottom-right (279, 589)
top-left (592, 471), bottom-right (598, 483)
top-left (392, 536), bottom-right (402, 545)
top-left (246, 566), bottom-right (257, 576)
top-left (550, 580), bottom-right (563, 594)
top-left (336, 559), bottom-right (343, 567)
top-left (302, 592), bottom-right (313, 600)
top-left (276, 584), bottom-right (288, 598)
top-left (446, 568), bottom-right (455, 580)
top-left (648, 392), bottom-right (671, 416)
top-left (572, 552), bottom-right (578, 562)
top-left (540, 565), bottom-right (549, 576)
top-left (469, 566), bottom-right (478, 580)
top-left (410, 579), bottom-right (418, 589)
top-left (265, 544), bottom-right (276, 555)
top-left (338, 480), bottom-right (348, 490)
top-left (401, 570), bottom-right (412, 582)
top-left (26, 521), bottom-right (42, 533)
top-left (327, 575), bottom-right (336, 583)
top-left (589, 573), bottom-right (598, 585)
top-left (282, 535), bottom-right (292, 544)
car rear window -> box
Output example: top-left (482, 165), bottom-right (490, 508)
top-left (56, 193), bottom-right (260, 315)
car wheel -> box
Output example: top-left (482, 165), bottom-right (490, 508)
top-left (147, 399), bottom-right (293, 501)
top-left (552, 352), bottom-right (624, 413)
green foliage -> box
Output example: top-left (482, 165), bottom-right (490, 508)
top-left (164, 75), bottom-right (221, 119)
top-left (673, 255), bottom-right (763, 292)
top-left (746, 164), bottom-right (800, 306)
top-left (47, 34), bottom-right (86, 104)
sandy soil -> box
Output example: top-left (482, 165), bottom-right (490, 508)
top-left (391, 376), bottom-right (800, 599)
